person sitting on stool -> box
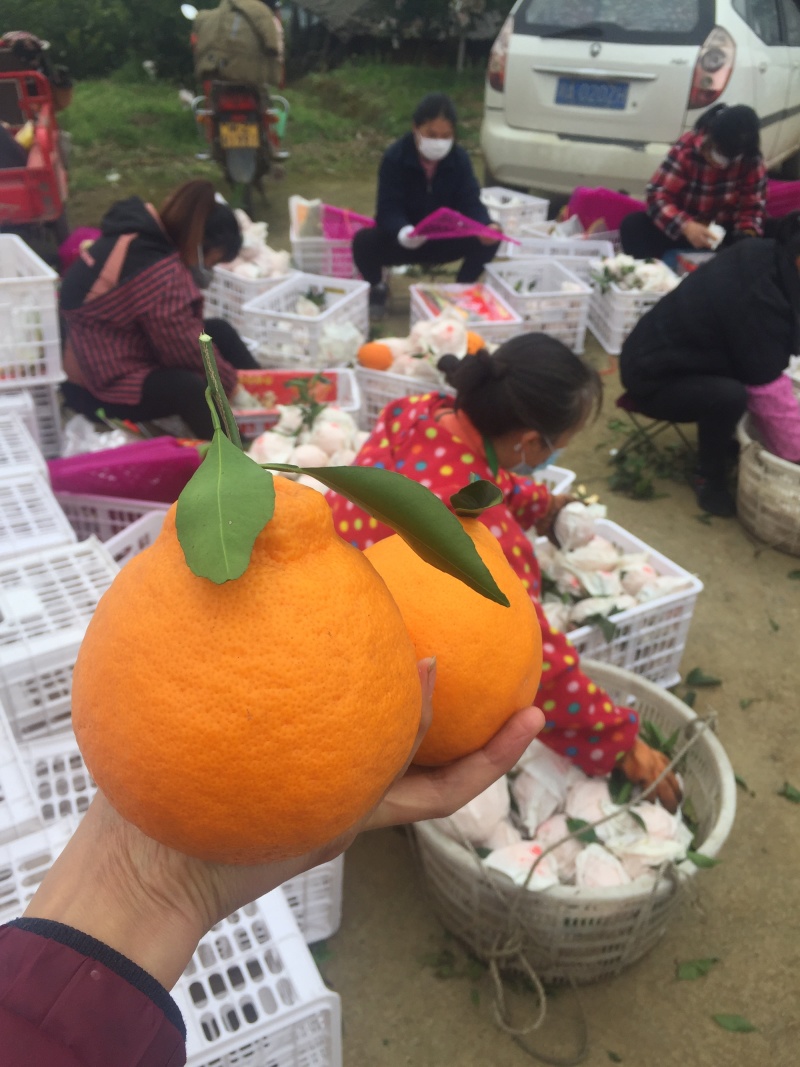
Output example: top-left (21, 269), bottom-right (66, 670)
top-left (353, 92), bottom-right (501, 318)
top-left (620, 104), bottom-right (766, 261)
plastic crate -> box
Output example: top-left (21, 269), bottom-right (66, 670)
top-left (173, 889), bottom-right (342, 1067)
top-left (0, 699), bottom-right (42, 843)
top-left (0, 473), bottom-right (76, 561)
top-left (242, 273), bottom-right (370, 369)
top-left (105, 510), bottom-right (167, 567)
top-left (204, 265), bottom-right (298, 333)
top-left (506, 236), bottom-right (616, 283)
top-left (587, 260), bottom-right (677, 355)
top-left (19, 732), bottom-right (96, 824)
top-left (234, 368), bottom-right (361, 438)
top-left (0, 390), bottom-right (37, 442)
top-left (0, 411), bottom-right (49, 481)
top-left (0, 538), bottom-right (119, 741)
top-left (281, 855), bottom-right (344, 944)
top-left (409, 283), bottom-right (523, 345)
top-left (28, 383), bottom-right (63, 459)
top-left (290, 234), bottom-right (358, 279)
top-left (484, 259), bottom-right (591, 353)
top-left (535, 465), bottom-right (576, 497)
top-left (55, 490), bottom-right (171, 542)
top-left (481, 187), bottom-right (549, 234)
top-left (535, 519), bottom-right (703, 686)
top-left (355, 368), bottom-right (445, 430)
top-left (0, 235), bottom-right (63, 386)
top-left (0, 817), bottom-right (79, 923)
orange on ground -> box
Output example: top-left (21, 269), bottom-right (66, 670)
top-left (357, 341), bottom-right (394, 371)
top-left (466, 331), bottom-right (486, 355)
top-left (365, 519), bottom-right (541, 765)
top-left (71, 478), bottom-right (422, 864)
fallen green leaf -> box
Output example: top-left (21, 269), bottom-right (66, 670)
top-left (566, 817), bottom-right (600, 845)
top-left (470, 987), bottom-right (480, 1007)
top-left (778, 781), bottom-right (800, 803)
top-left (176, 430), bottom-right (275, 583)
top-left (683, 689), bottom-right (697, 708)
top-left (607, 1054), bottom-right (623, 1064)
top-left (676, 957), bottom-right (720, 980)
top-left (695, 513), bottom-right (713, 525)
top-left (310, 940), bottom-right (333, 964)
top-left (739, 698), bottom-right (756, 710)
top-left (735, 774), bottom-right (754, 796)
top-left (787, 569), bottom-right (800, 580)
top-left (712, 1014), bottom-right (757, 1033)
top-left (685, 667), bottom-right (722, 688)
top-left (686, 850), bottom-right (720, 868)
top-left (768, 617), bottom-right (780, 633)
top-left (450, 479), bottom-right (503, 517)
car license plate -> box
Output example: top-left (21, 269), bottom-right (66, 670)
top-left (219, 122), bottom-right (259, 149)
top-left (555, 78), bottom-right (628, 110)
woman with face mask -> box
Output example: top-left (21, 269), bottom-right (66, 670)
top-left (352, 92), bottom-right (502, 319)
top-left (327, 334), bottom-right (682, 810)
top-left (620, 104), bottom-right (766, 261)
top-left (60, 180), bottom-right (259, 439)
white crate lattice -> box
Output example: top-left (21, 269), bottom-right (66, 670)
top-left (0, 817), bottom-right (79, 922)
top-left (20, 733), bottom-right (96, 824)
top-left (0, 391), bottom-right (38, 443)
top-left (0, 412), bottom-right (49, 481)
top-left (484, 259), bottom-right (591, 353)
top-left (281, 856), bottom-right (344, 945)
top-left (587, 259), bottom-right (677, 356)
top-left (0, 699), bottom-right (42, 843)
top-left (290, 235), bottom-right (358, 279)
top-left (0, 474), bottom-right (76, 561)
top-left (241, 273), bottom-right (369, 369)
top-left (0, 235), bottom-right (63, 386)
top-left (204, 265), bottom-right (298, 333)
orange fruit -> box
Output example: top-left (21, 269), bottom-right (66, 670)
top-left (365, 519), bottom-right (541, 765)
top-left (357, 341), bottom-right (394, 371)
top-left (466, 331), bottom-right (486, 355)
top-left (71, 477), bottom-right (422, 864)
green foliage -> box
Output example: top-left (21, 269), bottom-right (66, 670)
top-left (676, 958), bottom-right (720, 981)
top-left (605, 419), bottom-right (694, 501)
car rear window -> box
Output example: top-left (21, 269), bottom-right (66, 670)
top-left (516, 0), bottom-right (715, 45)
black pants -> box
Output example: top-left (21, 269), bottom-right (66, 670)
top-left (352, 226), bottom-right (499, 285)
top-left (61, 319), bottom-right (259, 441)
top-left (619, 212), bottom-right (695, 259)
top-left (624, 372), bottom-right (747, 479)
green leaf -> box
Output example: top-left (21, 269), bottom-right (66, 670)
top-left (686, 850), bottom-right (720, 868)
top-left (768, 617), bottom-right (780, 633)
top-left (607, 1054), bottom-right (623, 1064)
top-left (735, 774), bottom-right (753, 796)
top-left (475, 846), bottom-right (492, 859)
top-left (712, 1014), bottom-right (757, 1033)
top-left (676, 957), bottom-right (720, 981)
top-left (264, 463), bottom-right (510, 606)
top-left (566, 817), bottom-right (600, 845)
top-left (450, 479), bottom-right (503, 517)
top-left (176, 432), bottom-right (275, 583)
top-left (470, 987), bottom-right (481, 1007)
top-left (582, 613), bottom-right (619, 642)
top-left (778, 781), bottom-right (800, 803)
top-left (629, 810), bottom-right (647, 831)
top-left (640, 719), bottom-right (668, 753)
top-left (608, 768), bottom-right (633, 805)
top-left (683, 689), bottom-right (697, 708)
top-left (739, 697), bottom-right (756, 710)
top-left (685, 667), bottom-right (722, 688)
top-left (310, 940), bottom-right (333, 964)
top-left (787, 569), bottom-right (800, 580)
top-left (695, 513), bottom-right (713, 526)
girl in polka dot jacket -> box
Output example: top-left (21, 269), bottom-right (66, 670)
top-left (330, 334), bottom-right (681, 811)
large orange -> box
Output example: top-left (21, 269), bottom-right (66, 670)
top-left (71, 477), bottom-right (422, 864)
top-left (365, 520), bottom-right (541, 765)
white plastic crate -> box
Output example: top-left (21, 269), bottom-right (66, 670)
top-left (536, 465), bottom-right (576, 497)
top-left (0, 235), bottom-right (63, 386)
top-left (484, 259), bottom-right (591, 353)
top-left (20, 732), bottom-right (96, 824)
top-left (204, 266), bottom-right (298, 333)
top-left (173, 888), bottom-right (342, 1067)
top-left (28, 383), bottom-right (63, 459)
top-left (104, 510), bottom-right (167, 567)
top-left (587, 259), bottom-right (677, 355)
top-left (281, 856), bottom-right (344, 944)
top-left (0, 390), bottom-right (38, 443)
top-left (0, 538), bottom-right (119, 741)
top-left (353, 367), bottom-right (441, 430)
top-left (0, 473), bottom-right (76, 561)
top-left (290, 234), bottom-right (358, 279)
top-left (0, 699), bottom-right (42, 843)
top-left (234, 368), bottom-right (361, 438)
top-left (0, 816), bottom-right (79, 923)
top-left (506, 236), bottom-right (616, 283)
top-left (55, 491), bottom-right (171, 542)
top-left (241, 273), bottom-right (369, 369)
top-left (481, 187), bottom-right (549, 254)
top-left (0, 412), bottom-right (49, 481)
top-left (409, 283), bottom-right (523, 345)
top-left (517, 223), bottom-right (621, 252)
top-left (535, 519), bottom-right (703, 686)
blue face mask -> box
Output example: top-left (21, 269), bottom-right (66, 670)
top-left (512, 437), bottom-right (564, 475)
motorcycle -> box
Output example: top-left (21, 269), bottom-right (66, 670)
top-left (180, 3), bottom-right (289, 214)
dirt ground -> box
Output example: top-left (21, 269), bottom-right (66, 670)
top-left (72, 158), bottom-right (800, 1067)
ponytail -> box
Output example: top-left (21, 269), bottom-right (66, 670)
top-left (158, 180), bottom-right (242, 267)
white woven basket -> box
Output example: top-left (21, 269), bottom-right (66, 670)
top-left (736, 414), bottom-right (800, 556)
top-left (412, 660), bottom-right (736, 986)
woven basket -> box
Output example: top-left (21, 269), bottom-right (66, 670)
top-left (412, 660), bottom-right (736, 986)
top-left (736, 415), bottom-right (800, 557)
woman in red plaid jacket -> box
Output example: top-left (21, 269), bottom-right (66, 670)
top-left (621, 104), bottom-right (766, 260)
top-left (329, 336), bottom-right (680, 809)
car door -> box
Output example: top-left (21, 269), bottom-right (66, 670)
top-left (730, 0), bottom-right (791, 161)
top-left (777, 0), bottom-right (800, 164)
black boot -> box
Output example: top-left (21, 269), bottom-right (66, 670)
top-left (691, 472), bottom-right (736, 517)
top-left (368, 282), bottom-right (389, 321)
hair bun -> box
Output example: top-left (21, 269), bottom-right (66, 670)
top-left (476, 348), bottom-right (508, 380)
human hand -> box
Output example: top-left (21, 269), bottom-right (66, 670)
top-left (398, 224), bottom-right (427, 250)
top-left (681, 219), bottom-right (715, 250)
top-left (478, 222), bottom-right (503, 247)
top-left (26, 660), bottom-right (544, 988)
top-left (619, 738), bottom-right (682, 813)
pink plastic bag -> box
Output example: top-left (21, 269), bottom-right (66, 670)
top-left (410, 207), bottom-right (518, 245)
top-left (746, 375), bottom-right (800, 462)
top-left (766, 179), bottom-right (800, 219)
top-left (58, 227), bottom-right (102, 273)
top-left (565, 187), bottom-right (645, 232)
top-left (47, 437), bottom-right (203, 503)
top-left (321, 205), bottom-right (375, 240)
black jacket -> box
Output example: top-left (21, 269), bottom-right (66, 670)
top-left (620, 238), bottom-right (800, 393)
top-left (374, 131), bottom-right (490, 236)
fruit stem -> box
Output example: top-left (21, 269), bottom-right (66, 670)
top-left (199, 333), bottom-right (242, 451)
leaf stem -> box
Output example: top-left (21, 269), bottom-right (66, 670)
top-left (200, 332), bottom-right (242, 450)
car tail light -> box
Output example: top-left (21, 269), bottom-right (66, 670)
top-left (487, 15), bottom-right (514, 93)
top-left (688, 26), bottom-right (735, 109)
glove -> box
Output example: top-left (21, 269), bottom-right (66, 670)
top-left (619, 738), bottom-right (682, 814)
top-left (398, 224), bottom-right (427, 250)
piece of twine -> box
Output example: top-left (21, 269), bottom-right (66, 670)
top-left (422, 713), bottom-right (718, 1065)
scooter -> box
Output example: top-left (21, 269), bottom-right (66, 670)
top-left (181, 3), bottom-right (289, 213)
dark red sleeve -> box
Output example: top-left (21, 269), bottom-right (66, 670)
top-left (0, 920), bottom-right (186, 1067)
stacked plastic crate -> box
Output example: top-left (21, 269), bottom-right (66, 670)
top-left (0, 235), bottom-right (65, 458)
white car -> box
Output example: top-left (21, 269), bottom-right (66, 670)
top-left (481, 0), bottom-right (800, 197)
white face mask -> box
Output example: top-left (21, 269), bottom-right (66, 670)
top-left (418, 136), bottom-right (453, 162)
top-left (709, 147), bottom-right (731, 168)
